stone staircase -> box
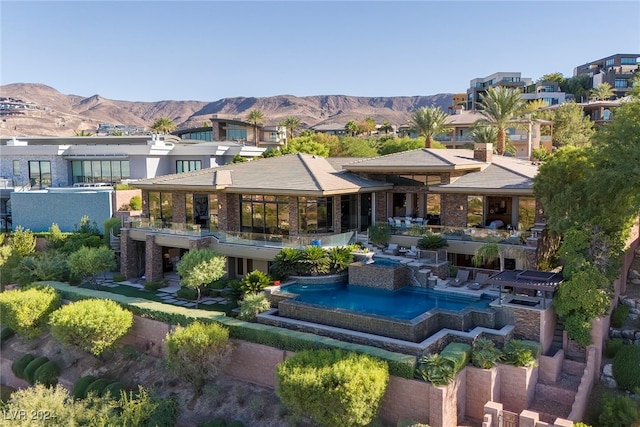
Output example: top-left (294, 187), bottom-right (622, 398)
top-left (529, 359), bottom-right (584, 423)
top-left (548, 318), bottom-right (564, 356)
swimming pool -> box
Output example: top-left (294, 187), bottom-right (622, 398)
top-left (369, 258), bottom-right (400, 267)
top-left (279, 283), bottom-right (491, 320)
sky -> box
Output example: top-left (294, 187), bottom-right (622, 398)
top-left (2, 1), bottom-right (639, 103)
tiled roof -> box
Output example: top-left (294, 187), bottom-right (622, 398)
top-left (344, 148), bottom-right (484, 172)
top-left (133, 154), bottom-right (391, 195)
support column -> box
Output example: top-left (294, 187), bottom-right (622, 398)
top-left (120, 228), bottom-right (138, 279)
top-left (145, 234), bottom-right (163, 282)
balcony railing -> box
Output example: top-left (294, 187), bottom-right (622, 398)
top-left (126, 217), bottom-right (357, 248)
top-left (383, 223), bottom-right (531, 245)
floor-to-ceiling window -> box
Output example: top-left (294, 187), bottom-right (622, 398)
top-left (148, 192), bottom-right (172, 224)
top-left (71, 160), bottom-right (130, 184)
top-left (467, 196), bottom-right (484, 227)
top-left (298, 197), bottom-right (333, 233)
top-left (341, 194), bottom-right (358, 231)
top-left (28, 160), bottom-right (51, 189)
top-left (241, 195), bottom-right (289, 235)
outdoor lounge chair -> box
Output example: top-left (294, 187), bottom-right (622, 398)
top-left (450, 269), bottom-right (470, 287)
top-left (467, 272), bottom-right (491, 290)
top-left (383, 243), bottom-right (399, 255)
top-left (406, 245), bottom-right (419, 259)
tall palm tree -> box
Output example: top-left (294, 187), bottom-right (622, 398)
top-left (469, 125), bottom-right (497, 145)
top-left (589, 83), bottom-right (615, 101)
top-left (150, 116), bottom-right (176, 134)
top-left (279, 116), bottom-right (301, 141)
top-left (344, 120), bottom-right (358, 137)
top-left (246, 109), bottom-right (265, 145)
top-left (477, 86), bottom-right (526, 155)
top-left (408, 106), bottom-right (451, 148)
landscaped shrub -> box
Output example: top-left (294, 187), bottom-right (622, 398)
top-left (14, 251), bottom-right (70, 286)
top-left (1, 327), bottom-right (15, 343)
top-left (440, 342), bottom-right (471, 373)
top-left (49, 298), bottom-right (134, 356)
top-left (238, 292), bottom-right (271, 322)
top-left (269, 248), bottom-right (303, 279)
top-left (612, 345), bottom-right (640, 391)
top-left (23, 356), bottom-right (50, 385)
top-left (144, 279), bottom-right (167, 291)
top-left (416, 354), bottom-right (455, 386)
top-left (67, 246), bottom-right (117, 288)
top-left (398, 420), bottom-right (430, 427)
top-left (472, 338), bottom-right (503, 369)
top-left (176, 286), bottom-right (198, 300)
top-left (417, 233), bottom-right (448, 250)
top-left (598, 392), bottom-right (640, 427)
top-left (11, 353), bottom-right (35, 379)
top-left (610, 304), bottom-right (630, 328)
top-left (241, 270), bottom-right (271, 295)
top-left (0, 286), bottom-right (61, 338)
top-left (368, 223), bottom-right (391, 246)
top-left (129, 195), bottom-right (142, 211)
top-left (604, 338), bottom-right (623, 358)
top-left (113, 273), bottom-right (126, 282)
top-left (33, 360), bottom-right (60, 387)
top-left (102, 381), bottom-right (125, 400)
top-left (8, 226), bottom-right (37, 257)
top-left (300, 246), bottom-right (330, 276)
top-left (502, 340), bottom-right (538, 367)
top-left (200, 419), bottom-right (227, 427)
top-left (227, 422), bottom-right (243, 427)
top-left (276, 349), bottom-right (389, 427)
top-left (72, 375), bottom-right (96, 399)
top-left (85, 378), bottom-right (111, 397)
top-left (326, 246), bottom-right (354, 274)
top-left (165, 321), bottom-right (232, 392)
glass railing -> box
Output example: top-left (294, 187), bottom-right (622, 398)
top-left (126, 218), bottom-right (206, 236)
top-left (381, 222), bottom-right (530, 245)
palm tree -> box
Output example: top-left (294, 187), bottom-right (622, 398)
top-left (469, 125), bottom-right (497, 145)
top-left (477, 86), bottom-right (526, 155)
top-left (150, 116), bottom-right (176, 134)
top-left (246, 109), bottom-right (264, 145)
top-left (279, 116), bottom-right (301, 141)
top-left (589, 83), bottom-right (615, 101)
top-left (380, 122), bottom-right (393, 134)
top-left (345, 120), bottom-right (358, 137)
top-left (73, 129), bottom-right (94, 136)
top-left (408, 106), bottom-right (451, 148)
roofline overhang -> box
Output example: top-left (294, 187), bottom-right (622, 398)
top-left (344, 165), bottom-right (483, 174)
top-left (132, 185), bottom-right (392, 195)
top-left (428, 187), bottom-right (535, 196)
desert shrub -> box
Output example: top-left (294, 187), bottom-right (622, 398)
top-left (610, 304), bottom-right (630, 328)
top-left (73, 375), bottom-right (96, 399)
top-left (49, 299), bottom-right (134, 356)
top-left (612, 345), bottom-right (640, 391)
top-left (417, 233), bottom-right (448, 250)
top-left (102, 381), bottom-right (125, 400)
top-left (143, 392), bottom-right (178, 427)
top-left (8, 225), bottom-right (37, 257)
top-left (176, 286), bottom-right (198, 300)
top-left (416, 354), bottom-right (455, 386)
top-left (276, 349), bottom-right (389, 427)
top-left (14, 251), bottom-right (70, 286)
top-left (0, 286), bottom-right (61, 338)
top-left (24, 356), bottom-right (50, 385)
top-left (472, 338), bottom-right (503, 369)
top-left (241, 270), bottom-right (271, 294)
top-left (605, 338), bottom-right (624, 358)
top-left (299, 246), bottom-right (330, 275)
top-left (45, 223), bottom-right (69, 250)
top-left (238, 292), bottom-right (271, 322)
top-left (165, 321), bottom-right (232, 392)
top-left (1, 327), bottom-right (15, 343)
top-left (33, 360), bottom-right (60, 387)
top-left (440, 342), bottom-right (470, 373)
top-left (269, 247), bottom-right (303, 279)
top-left (85, 378), bottom-right (111, 397)
top-left (598, 393), bottom-right (640, 427)
top-left (326, 246), bottom-right (354, 274)
top-left (143, 279), bottom-right (167, 291)
top-left (502, 340), bottom-right (538, 367)
top-left (129, 195), bottom-right (142, 210)
top-left (368, 223), bottom-right (391, 246)
top-left (11, 353), bottom-right (35, 379)
top-left (113, 273), bottom-right (126, 282)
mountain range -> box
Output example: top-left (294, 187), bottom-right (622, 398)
top-left (0, 83), bottom-right (453, 137)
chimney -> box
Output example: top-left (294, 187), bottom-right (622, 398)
top-left (474, 143), bottom-right (493, 163)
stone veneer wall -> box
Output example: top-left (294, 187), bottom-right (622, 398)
top-left (493, 304), bottom-right (553, 343)
top-left (441, 194), bottom-right (468, 227)
top-left (348, 262), bottom-right (407, 290)
top-left (223, 193), bottom-right (240, 231)
top-left (145, 234), bottom-right (163, 282)
top-left (120, 228), bottom-right (138, 279)
top-left (171, 192), bottom-right (186, 223)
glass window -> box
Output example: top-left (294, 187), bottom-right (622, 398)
top-left (28, 160), bottom-right (51, 188)
top-left (605, 59), bottom-right (615, 67)
top-left (241, 194), bottom-right (289, 235)
top-left (12, 160), bottom-right (20, 176)
top-left (614, 79), bottom-right (628, 88)
top-left (621, 57), bottom-right (637, 65)
top-left (185, 193), bottom-right (194, 224)
top-left (71, 160), bottom-right (129, 184)
top-left (426, 194), bottom-right (441, 216)
top-left (148, 192), bottom-right (161, 219)
top-left (176, 160), bottom-right (202, 173)
top-left (298, 197), bottom-right (333, 234)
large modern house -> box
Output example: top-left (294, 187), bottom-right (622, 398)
top-left (120, 143), bottom-right (545, 282)
top-left (574, 53), bottom-right (639, 100)
top-left (173, 115), bottom-right (287, 148)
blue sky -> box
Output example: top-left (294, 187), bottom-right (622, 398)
top-left (2, 1), bottom-right (639, 102)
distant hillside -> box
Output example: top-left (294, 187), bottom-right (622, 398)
top-left (0, 83), bottom-right (453, 137)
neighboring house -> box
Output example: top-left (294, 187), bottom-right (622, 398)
top-left (173, 117), bottom-right (287, 148)
top-left (0, 134), bottom-right (264, 232)
top-left (522, 81), bottom-right (566, 106)
top-left (466, 72), bottom-right (533, 111)
top-left (542, 96), bottom-right (632, 126)
top-left (574, 53), bottom-right (640, 100)
top-left (308, 123), bottom-right (348, 136)
top-left (121, 144), bottom-right (545, 282)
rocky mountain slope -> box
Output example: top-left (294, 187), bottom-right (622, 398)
top-left (0, 83), bottom-right (453, 137)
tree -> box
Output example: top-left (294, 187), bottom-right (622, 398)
top-left (345, 120), bottom-right (359, 137)
top-left (176, 248), bottom-right (226, 307)
top-left (9, 225), bottom-right (36, 257)
top-left (469, 125), bottom-right (497, 145)
top-left (67, 246), bottom-right (116, 288)
top-left (408, 106), bottom-right (451, 148)
top-left (245, 109), bottom-right (264, 145)
top-left (562, 74), bottom-right (591, 102)
top-left (548, 102), bottom-right (595, 148)
top-left (590, 82), bottom-right (615, 101)
top-left (477, 86), bottom-right (526, 155)
top-left (149, 116), bottom-right (176, 134)
top-left (282, 136), bottom-right (330, 157)
top-left (330, 136), bottom-right (378, 157)
top-left (278, 116), bottom-right (301, 141)
top-left (164, 321), bottom-right (232, 393)
top-left (380, 121), bottom-right (393, 134)
top-left (358, 117), bottom-right (377, 135)
top-left (537, 72), bottom-right (565, 83)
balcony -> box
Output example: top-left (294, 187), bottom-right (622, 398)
top-left (383, 222), bottom-right (531, 246)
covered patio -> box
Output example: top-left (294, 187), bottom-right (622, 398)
top-left (487, 270), bottom-right (564, 308)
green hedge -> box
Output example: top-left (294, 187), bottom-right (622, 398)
top-left (440, 342), bottom-right (471, 373)
top-left (1, 327), bottom-right (15, 343)
top-left (11, 353), bottom-right (35, 379)
top-left (610, 304), bottom-right (630, 328)
top-left (33, 360), bottom-right (60, 387)
top-left (24, 356), bottom-right (49, 385)
top-left (612, 345), bottom-right (640, 391)
top-left (72, 375), bottom-right (96, 399)
top-left (42, 281), bottom-right (416, 378)
top-left (605, 338), bottom-right (624, 358)
top-left (85, 378), bottom-right (111, 397)
top-left (103, 381), bottom-right (125, 400)
top-left (0, 286), bottom-right (61, 338)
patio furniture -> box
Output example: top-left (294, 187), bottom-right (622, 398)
top-left (467, 272), bottom-right (491, 290)
top-left (383, 243), bottom-right (399, 255)
top-left (394, 219), bottom-right (403, 228)
top-left (406, 245), bottom-right (419, 259)
top-left (450, 269), bottom-right (470, 287)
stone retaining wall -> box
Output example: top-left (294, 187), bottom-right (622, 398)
top-left (348, 261), bottom-right (407, 290)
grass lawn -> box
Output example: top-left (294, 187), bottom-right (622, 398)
top-left (82, 283), bottom-right (238, 315)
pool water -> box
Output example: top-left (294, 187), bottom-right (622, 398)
top-left (280, 283), bottom-right (491, 320)
top-left (370, 258), bottom-right (400, 267)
